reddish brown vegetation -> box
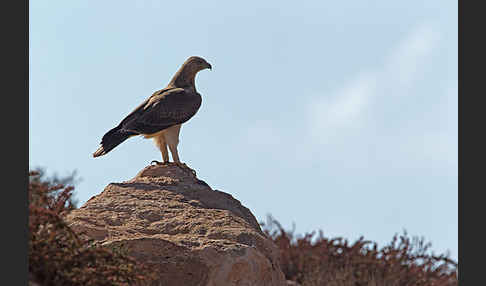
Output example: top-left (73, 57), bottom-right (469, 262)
top-left (28, 171), bottom-right (157, 286)
top-left (261, 216), bottom-right (458, 286)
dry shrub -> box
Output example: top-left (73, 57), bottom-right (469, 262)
top-left (28, 171), bottom-right (158, 286)
top-left (261, 215), bottom-right (457, 286)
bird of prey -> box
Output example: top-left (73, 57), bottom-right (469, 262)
top-left (93, 56), bottom-right (212, 165)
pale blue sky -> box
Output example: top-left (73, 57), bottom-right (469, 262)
top-left (29, 1), bottom-right (457, 259)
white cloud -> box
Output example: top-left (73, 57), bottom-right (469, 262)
top-left (309, 72), bottom-right (377, 140)
top-left (300, 22), bottom-right (459, 174)
top-left (308, 23), bottom-right (441, 140)
top-left (238, 22), bottom-right (454, 171)
top-left (385, 24), bottom-right (441, 88)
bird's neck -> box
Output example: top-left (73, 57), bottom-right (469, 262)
top-left (168, 65), bottom-right (197, 91)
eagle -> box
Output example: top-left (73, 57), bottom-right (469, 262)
top-left (93, 56), bottom-right (212, 165)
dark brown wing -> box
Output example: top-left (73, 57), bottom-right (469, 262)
top-left (120, 87), bottom-right (202, 135)
top-left (116, 87), bottom-right (174, 127)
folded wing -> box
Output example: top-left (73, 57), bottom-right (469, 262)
top-left (120, 87), bottom-right (202, 135)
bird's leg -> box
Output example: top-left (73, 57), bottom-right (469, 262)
top-left (164, 124), bottom-right (182, 166)
top-left (152, 133), bottom-right (169, 165)
top-left (169, 145), bottom-right (180, 163)
top-left (160, 141), bottom-right (169, 164)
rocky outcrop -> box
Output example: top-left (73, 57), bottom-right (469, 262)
top-left (65, 164), bottom-right (286, 286)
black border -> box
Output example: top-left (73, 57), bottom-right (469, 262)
top-left (26, 0), bottom-right (29, 282)
top-left (459, 0), bottom-right (478, 284)
top-left (4, 0), bottom-right (28, 284)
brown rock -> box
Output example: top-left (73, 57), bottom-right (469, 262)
top-left (66, 163), bottom-right (286, 286)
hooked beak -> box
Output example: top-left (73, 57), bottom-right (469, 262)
top-left (207, 62), bottom-right (212, 70)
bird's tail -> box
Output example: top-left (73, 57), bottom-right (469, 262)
top-left (93, 126), bottom-right (136, 157)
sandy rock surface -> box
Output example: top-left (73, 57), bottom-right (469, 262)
top-left (66, 164), bottom-right (286, 286)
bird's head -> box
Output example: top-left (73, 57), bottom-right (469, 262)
top-left (184, 56), bottom-right (212, 72)
top-left (169, 56), bottom-right (212, 89)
